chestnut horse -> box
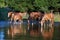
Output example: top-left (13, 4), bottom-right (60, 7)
top-left (28, 11), bottom-right (44, 21)
top-left (40, 12), bottom-right (54, 32)
top-left (8, 12), bottom-right (27, 23)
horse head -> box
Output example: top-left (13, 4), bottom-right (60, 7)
top-left (8, 12), bottom-right (13, 18)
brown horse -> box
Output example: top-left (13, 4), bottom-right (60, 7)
top-left (28, 11), bottom-right (44, 21)
top-left (12, 12), bottom-right (22, 23)
top-left (8, 12), bottom-right (27, 23)
top-left (40, 12), bottom-right (54, 32)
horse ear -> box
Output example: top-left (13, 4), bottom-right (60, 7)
top-left (8, 12), bottom-right (12, 17)
top-left (19, 12), bottom-right (23, 16)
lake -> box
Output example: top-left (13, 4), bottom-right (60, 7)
top-left (0, 21), bottom-right (60, 40)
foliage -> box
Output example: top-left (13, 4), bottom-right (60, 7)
top-left (0, 8), bottom-right (8, 20)
top-left (34, 0), bottom-right (49, 12)
top-left (0, 0), bottom-right (6, 7)
top-left (0, 0), bottom-right (60, 12)
top-left (0, 0), bottom-right (60, 20)
top-left (54, 14), bottom-right (60, 22)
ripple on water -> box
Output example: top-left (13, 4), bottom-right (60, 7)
top-left (0, 30), bottom-right (4, 40)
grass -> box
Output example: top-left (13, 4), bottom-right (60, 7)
top-left (54, 14), bottom-right (60, 22)
top-left (22, 14), bottom-right (29, 19)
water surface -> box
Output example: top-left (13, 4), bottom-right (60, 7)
top-left (0, 21), bottom-right (60, 40)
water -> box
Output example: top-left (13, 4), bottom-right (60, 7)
top-left (0, 29), bottom-right (4, 40)
top-left (0, 21), bottom-right (60, 40)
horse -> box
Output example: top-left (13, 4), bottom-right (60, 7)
top-left (8, 12), bottom-right (27, 23)
top-left (40, 12), bottom-right (54, 32)
top-left (28, 11), bottom-right (44, 21)
top-left (12, 12), bottom-right (22, 23)
top-left (28, 11), bottom-right (44, 25)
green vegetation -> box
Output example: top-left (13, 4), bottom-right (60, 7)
top-left (0, 0), bottom-right (60, 12)
top-left (22, 14), bottom-right (29, 19)
top-left (54, 14), bottom-right (60, 22)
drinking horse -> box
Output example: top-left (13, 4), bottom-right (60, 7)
top-left (28, 11), bottom-right (44, 25)
top-left (12, 12), bottom-right (22, 23)
top-left (28, 11), bottom-right (44, 21)
top-left (8, 12), bottom-right (27, 23)
top-left (40, 12), bottom-right (54, 32)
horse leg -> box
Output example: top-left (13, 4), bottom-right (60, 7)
top-left (38, 17), bottom-right (40, 21)
top-left (49, 19), bottom-right (53, 28)
top-left (41, 21), bottom-right (44, 32)
top-left (28, 20), bottom-right (30, 23)
top-left (27, 20), bottom-right (30, 30)
top-left (10, 18), bottom-right (13, 23)
top-left (44, 20), bottom-right (46, 29)
top-left (39, 16), bottom-right (41, 22)
top-left (19, 19), bottom-right (22, 23)
top-left (51, 19), bottom-right (54, 26)
top-left (13, 19), bottom-right (17, 24)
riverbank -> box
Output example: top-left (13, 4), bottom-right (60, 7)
top-left (54, 14), bottom-right (60, 22)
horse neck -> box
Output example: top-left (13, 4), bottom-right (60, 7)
top-left (11, 13), bottom-right (14, 18)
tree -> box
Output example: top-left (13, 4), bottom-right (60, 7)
top-left (0, 0), bottom-right (6, 8)
top-left (1, 0), bottom-right (60, 12)
top-left (48, 0), bottom-right (60, 11)
top-left (5, 0), bottom-right (32, 12)
top-left (34, 0), bottom-right (49, 12)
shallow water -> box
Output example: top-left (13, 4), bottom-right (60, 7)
top-left (0, 21), bottom-right (60, 40)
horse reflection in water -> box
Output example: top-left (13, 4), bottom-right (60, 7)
top-left (8, 12), bottom-right (27, 24)
top-left (7, 24), bottom-right (26, 38)
top-left (28, 23), bottom-right (41, 37)
top-left (41, 26), bottom-right (54, 40)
